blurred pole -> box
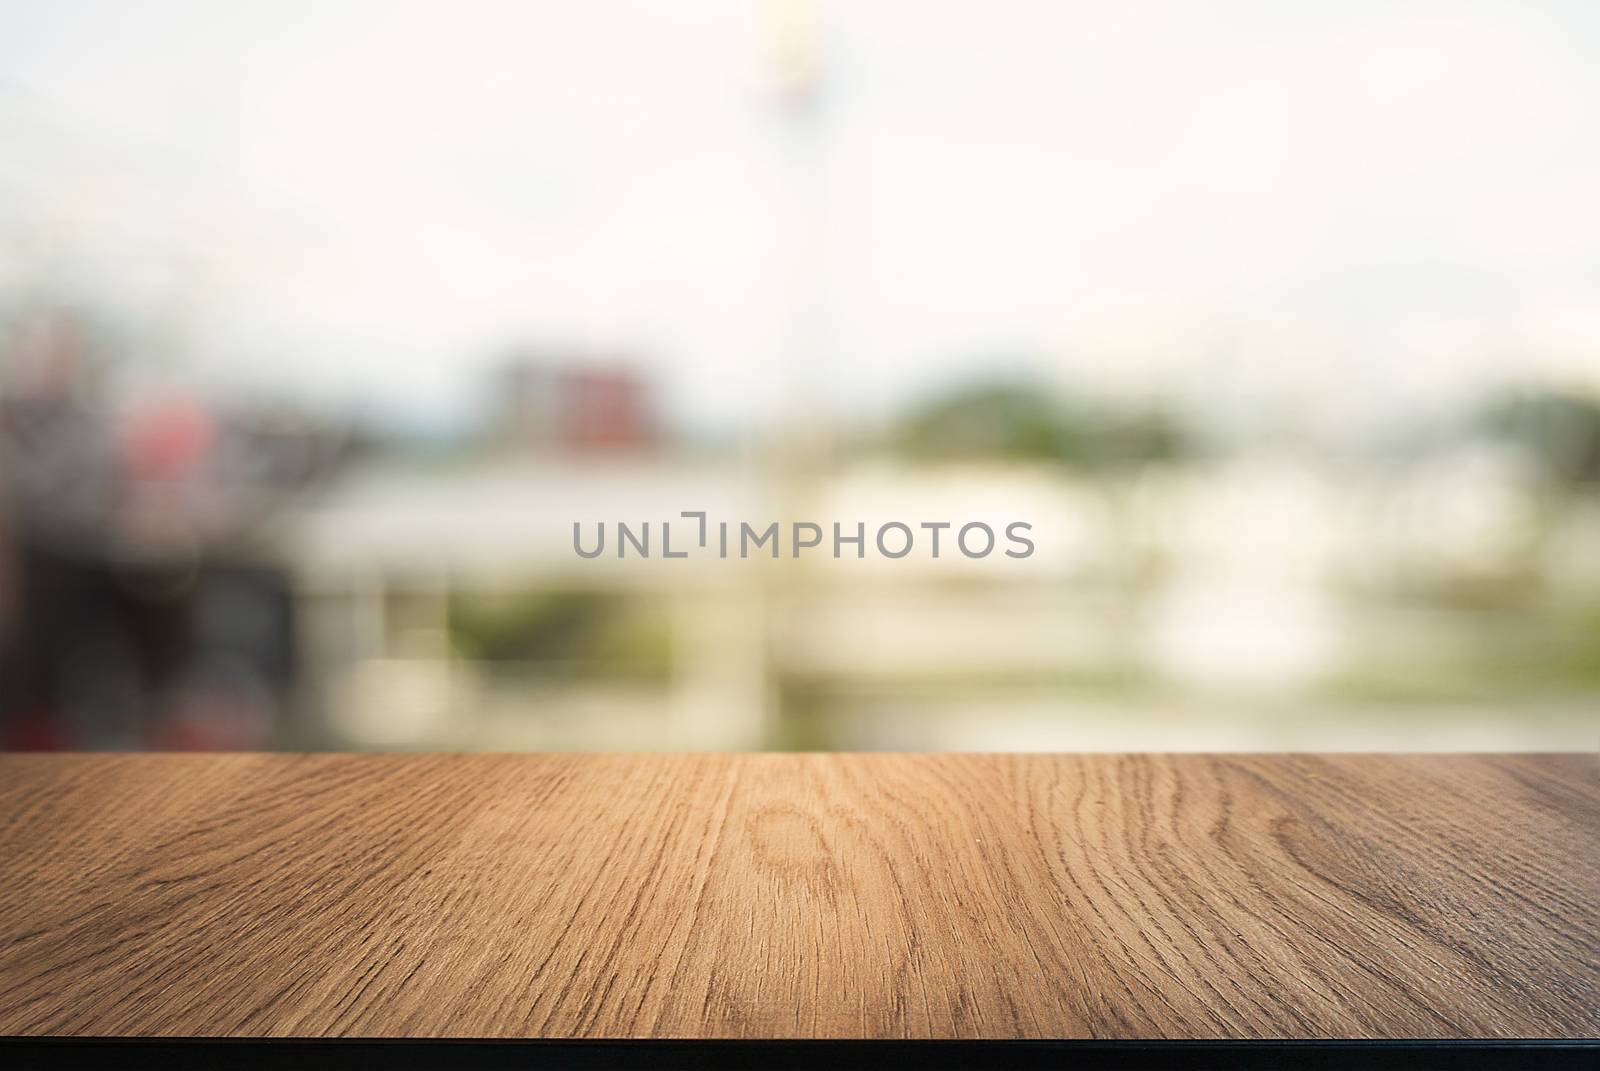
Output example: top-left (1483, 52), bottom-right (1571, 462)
top-left (762, 0), bottom-right (830, 475)
top-left (757, 0), bottom-right (828, 747)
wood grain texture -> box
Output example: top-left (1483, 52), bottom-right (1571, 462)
top-left (0, 753), bottom-right (1594, 1039)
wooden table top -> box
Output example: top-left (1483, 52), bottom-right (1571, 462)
top-left (0, 753), bottom-right (1594, 1040)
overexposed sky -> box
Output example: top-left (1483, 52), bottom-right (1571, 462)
top-left (1, 0), bottom-right (1598, 434)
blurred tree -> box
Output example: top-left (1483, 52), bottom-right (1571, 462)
top-left (449, 589), bottom-right (671, 681)
top-left (896, 378), bottom-right (1187, 470)
top-left (1481, 389), bottom-right (1600, 488)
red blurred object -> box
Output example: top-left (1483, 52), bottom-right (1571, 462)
top-left (155, 683), bottom-right (274, 751)
top-left (3, 707), bottom-right (74, 751)
top-left (491, 358), bottom-right (657, 453)
top-left (120, 398), bottom-right (214, 481)
top-left (561, 367), bottom-right (655, 451)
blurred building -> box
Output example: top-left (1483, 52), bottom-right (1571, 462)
top-left (490, 357), bottom-right (658, 454)
top-left (0, 310), bottom-right (349, 749)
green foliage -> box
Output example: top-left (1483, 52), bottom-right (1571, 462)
top-left (448, 588), bottom-right (672, 680)
top-left (896, 378), bottom-right (1188, 469)
top-left (1481, 389), bottom-right (1600, 488)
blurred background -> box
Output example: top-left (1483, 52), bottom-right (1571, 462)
top-left (2, 0), bottom-right (1598, 752)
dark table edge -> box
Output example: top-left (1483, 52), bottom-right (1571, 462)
top-left (4, 1038), bottom-right (1597, 1069)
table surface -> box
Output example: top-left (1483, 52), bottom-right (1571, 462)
top-left (0, 753), bottom-right (1595, 1040)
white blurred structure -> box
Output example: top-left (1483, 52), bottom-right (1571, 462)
top-left (283, 450), bottom-right (1600, 752)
